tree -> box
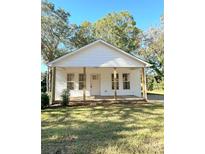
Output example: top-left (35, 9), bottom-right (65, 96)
top-left (41, 0), bottom-right (72, 63)
top-left (68, 11), bottom-right (141, 52)
top-left (69, 21), bottom-right (96, 48)
top-left (93, 11), bottom-right (141, 52)
top-left (137, 16), bottom-right (164, 82)
top-left (41, 72), bottom-right (47, 92)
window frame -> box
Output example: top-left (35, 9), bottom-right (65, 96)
top-left (123, 73), bottom-right (130, 90)
top-left (79, 74), bottom-right (85, 90)
top-left (111, 73), bottom-right (119, 90)
top-left (67, 73), bottom-right (75, 90)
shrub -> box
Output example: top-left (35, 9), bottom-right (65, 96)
top-left (61, 89), bottom-right (70, 106)
top-left (154, 79), bottom-right (164, 90)
top-left (41, 92), bottom-right (49, 109)
top-left (147, 75), bottom-right (164, 91)
top-left (41, 72), bottom-right (47, 92)
top-left (147, 76), bottom-right (155, 91)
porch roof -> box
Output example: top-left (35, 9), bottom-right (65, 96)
top-left (47, 39), bottom-right (151, 68)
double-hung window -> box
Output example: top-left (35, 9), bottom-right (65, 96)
top-left (123, 73), bottom-right (130, 89)
top-left (67, 74), bottom-right (74, 90)
top-left (79, 74), bottom-right (85, 90)
top-left (111, 73), bottom-right (119, 90)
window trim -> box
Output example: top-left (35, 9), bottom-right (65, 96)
top-left (79, 73), bottom-right (85, 90)
top-left (67, 73), bottom-right (75, 90)
top-left (122, 73), bottom-right (130, 90)
top-left (111, 73), bottom-right (119, 90)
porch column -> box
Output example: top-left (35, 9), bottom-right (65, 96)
top-left (83, 67), bottom-right (86, 102)
top-left (48, 67), bottom-right (52, 92)
top-left (47, 67), bottom-right (49, 93)
top-left (114, 67), bottom-right (117, 100)
top-left (48, 67), bottom-right (52, 104)
top-left (50, 67), bottom-right (56, 104)
top-left (141, 67), bottom-right (147, 101)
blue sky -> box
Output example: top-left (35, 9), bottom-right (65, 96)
top-left (41, 0), bottom-right (164, 72)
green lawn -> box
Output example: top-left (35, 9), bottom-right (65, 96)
top-left (42, 102), bottom-right (164, 154)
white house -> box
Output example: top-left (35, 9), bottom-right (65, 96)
top-left (47, 39), bottom-right (150, 104)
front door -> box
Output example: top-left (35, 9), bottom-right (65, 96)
top-left (90, 74), bottom-right (100, 95)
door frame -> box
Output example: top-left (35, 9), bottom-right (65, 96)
top-left (90, 74), bottom-right (101, 96)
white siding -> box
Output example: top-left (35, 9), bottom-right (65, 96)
top-left (55, 67), bottom-right (142, 100)
top-left (53, 42), bottom-right (145, 67)
top-left (55, 68), bottom-right (66, 101)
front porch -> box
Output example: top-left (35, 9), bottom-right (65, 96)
top-left (69, 95), bottom-right (145, 102)
top-left (51, 95), bottom-right (147, 107)
top-left (48, 67), bottom-right (148, 104)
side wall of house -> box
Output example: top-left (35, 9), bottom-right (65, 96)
top-left (55, 67), bottom-right (142, 100)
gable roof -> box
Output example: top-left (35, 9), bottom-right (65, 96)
top-left (47, 39), bottom-right (151, 67)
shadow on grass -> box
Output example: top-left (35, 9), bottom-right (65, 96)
top-left (147, 93), bottom-right (164, 100)
top-left (42, 103), bottom-right (164, 154)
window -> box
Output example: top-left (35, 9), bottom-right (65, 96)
top-left (67, 74), bottom-right (74, 90)
top-left (123, 73), bottom-right (130, 89)
top-left (111, 73), bottom-right (119, 90)
top-left (79, 74), bottom-right (85, 90)
top-left (92, 75), bottom-right (98, 80)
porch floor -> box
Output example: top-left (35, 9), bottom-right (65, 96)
top-left (70, 95), bottom-right (145, 102)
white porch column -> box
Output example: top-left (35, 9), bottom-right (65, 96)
top-left (83, 67), bottom-right (86, 102)
top-left (141, 67), bottom-right (147, 101)
top-left (47, 67), bottom-right (49, 93)
top-left (114, 67), bottom-right (117, 100)
top-left (48, 67), bottom-right (52, 92)
top-left (50, 67), bottom-right (56, 104)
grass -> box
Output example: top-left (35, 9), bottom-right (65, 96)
top-left (42, 102), bottom-right (164, 154)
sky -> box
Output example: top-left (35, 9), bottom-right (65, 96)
top-left (41, 0), bottom-right (164, 72)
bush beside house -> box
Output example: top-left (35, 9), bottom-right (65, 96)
top-left (60, 89), bottom-right (70, 106)
top-left (41, 93), bottom-right (49, 109)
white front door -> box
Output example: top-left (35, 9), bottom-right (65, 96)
top-left (90, 74), bottom-right (100, 95)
